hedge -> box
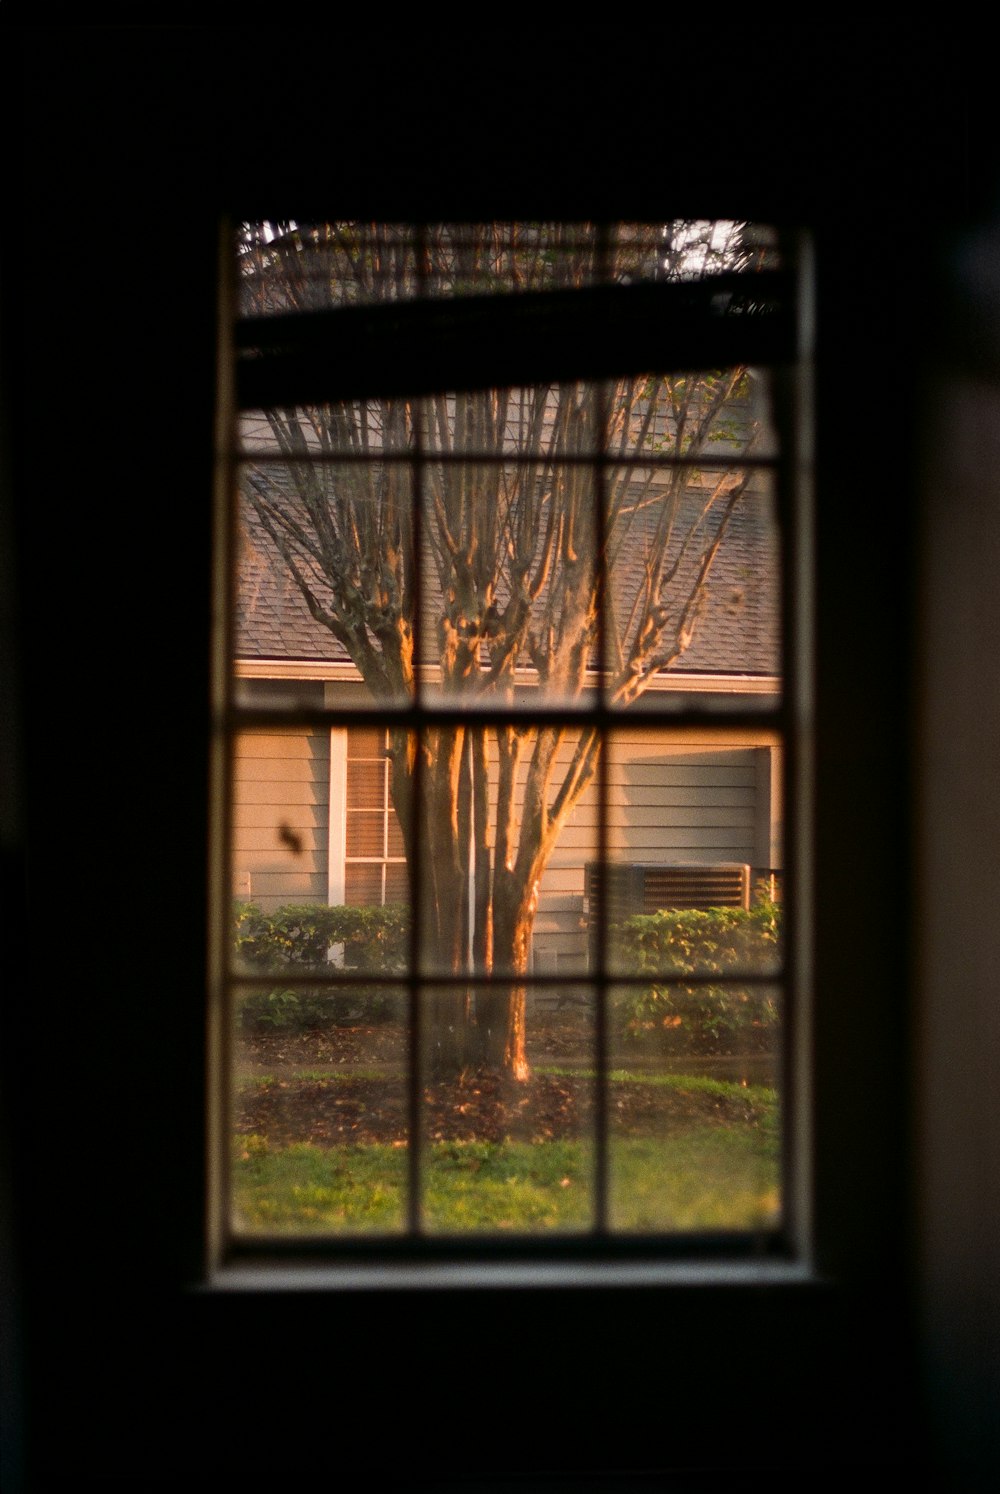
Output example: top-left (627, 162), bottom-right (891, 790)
top-left (612, 897), bottom-right (781, 1055)
top-left (233, 901), bottom-right (408, 1029)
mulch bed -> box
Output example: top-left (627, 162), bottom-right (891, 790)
top-left (235, 1024), bottom-right (767, 1148)
top-left (234, 1010), bottom-right (594, 1074)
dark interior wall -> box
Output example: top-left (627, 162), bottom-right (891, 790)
top-left (915, 245), bottom-right (1000, 1478)
top-left (6, 20), bottom-right (997, 1490)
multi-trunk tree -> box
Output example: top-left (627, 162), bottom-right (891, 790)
top-left (239, 222), bottom-right (769, 1079)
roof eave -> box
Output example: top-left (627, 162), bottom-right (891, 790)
top-left (233, 657), bottom-right (781, 696)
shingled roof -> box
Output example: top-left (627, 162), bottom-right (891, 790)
top-left (235, 486), bottom-right (780, 680)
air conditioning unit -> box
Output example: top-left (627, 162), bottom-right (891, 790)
top-left (584, 861), bottom-right (751, 968)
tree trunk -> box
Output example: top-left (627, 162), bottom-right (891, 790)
top-left (389, 722), bottom-right (595, 1084)
top-left (478, 872), bottom-right (537, 1081)
top-left (476, 978), bottom-right (530, 1080)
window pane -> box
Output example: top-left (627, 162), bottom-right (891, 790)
top-left (232, 984), bottom-right (409, 1236)
top-left (344, 863), bottom-right (383, 906)
top-left (607, 983), bottom-right (781, 1232)
top-left (601, 729), bottom-right (783, 978)
top-left (386, 816), bottom-right (405, 859)
top-left (348, 727), bottom-right (386, 759)
top-left (383, 862), bottom-right (409, 904)
top-left (421, 983), bottom-right (596, 1234)
top-left (418, 452), bottom-right (598, 710)
top-left (346, 760), bottom-right (384, 809)
top-left (414, 725), bottom-right (600, 979)
top-left (345, 812), bottom-right (385, 858)
top-left (230, 728), bottom-right (329, 915)
top-left (235, 459), bottom-right (416, 709)
top-left (604, 463), bottom-right (781, 712)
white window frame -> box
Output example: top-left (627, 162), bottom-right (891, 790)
top-left (327, 726), bottom-right (347, 907)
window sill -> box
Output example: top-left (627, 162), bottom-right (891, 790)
top-left (202, 1256), bottom-right (820, 1293)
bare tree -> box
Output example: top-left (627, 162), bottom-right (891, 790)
top-left (238, 222), bottom-right (770, 1080)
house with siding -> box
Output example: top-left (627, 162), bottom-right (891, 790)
top-left (232, 482), bottom-right (782, 972)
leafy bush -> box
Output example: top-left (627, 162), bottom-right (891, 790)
top-left (234, 902), bottom-right (408, 1030)
top-left (613, 896), bottom-right (781, 1055)
top-left (234, 902), bottom-right (408, 973)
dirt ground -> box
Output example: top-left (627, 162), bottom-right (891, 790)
top-left (235, 1013), bottom-right (770, 1148)
top-left (234, 1004), bottom-right (594, 1074)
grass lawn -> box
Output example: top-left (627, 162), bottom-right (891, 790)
top-left (232, 1071), bottom-right (779, 1235)
top-left (609, 1130), bottom-right (779, 1231)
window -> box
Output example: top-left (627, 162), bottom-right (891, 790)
top-left (213, 221), bottom-right (804, 1260)
top-left (341, 728), bottom-right (408, 906)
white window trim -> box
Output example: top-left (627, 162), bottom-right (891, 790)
top-left (327, 726), bottom-right (347, 908)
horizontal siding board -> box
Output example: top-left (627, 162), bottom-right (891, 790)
top-left (232, 841), bottom-right (326, 866)
top-left (603, 784), bottom-right (754, 807)
top-left (232, 871), bottom-right (327, 900)
top-left (538, 867), bottom-right (586, 890)
top-left (544, 827), bottom-right (599, 855)
top-left (232, 853), bottom-right (327, 879)
top-left (558, 824), bottom-right (754, 852)
top-left (564, 805), bottom-right (757, 830)
top-left (576, 785), bottom-right (756, 809)
top-left (607, 764), bottom-right (756, 787)
top-left (533, 939), bottom-right (587, 961)
top-left (486, 766), bottom-right (757, 805)
top-left (232, 826), bottom-right (326, 855)
top-left (234, 732), bottom-right (329, 761)
top-left (534, 931), bottom-right (585, 951)
top-left (534, 924), bottom-right (585, 946)
top-left (536, 900), bottom-right (586, 921)
top-left (231, 805), bottom-right (326, 830)
top-left (532, 949), bottom-right (587, 969)
top-left (608, 754), bottom-right (759, 772)
top-left (233, 895), bottom-right (287, 914)
top-left (233, 758), bottom-right (329, 784)
top-left (537, 901), bottom-right (585, 919)
top-left (606, 828), bottom-right (755, 852)
top-left (234, 780), bottom-right (328, 806)
top-left (533, 907), bottom-right (585, 930)
top-left (233, 869), bottom-right (328, 892)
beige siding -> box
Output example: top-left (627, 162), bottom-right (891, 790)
top-left (531, 734), bottom-right (778, 970)
top-left (229, 716), bottom-right (779, 966)
top-left (231, 729), bottom-right (329, 910)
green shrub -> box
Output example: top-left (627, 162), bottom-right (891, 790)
top-left (233, 902), bottom-right (408, 1030)
top-left (613, 896), bottom-right (781, 1055)
top-left (234, 901), bottom-right (408, 974)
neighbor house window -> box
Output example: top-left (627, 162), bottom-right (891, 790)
top-left (343, 728), bottom-right (408, 906)
top-left (213, 222), bottom-right (805, 1259)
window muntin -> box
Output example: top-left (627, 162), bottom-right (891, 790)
top-left (219, 221), bottom-right (800, 1252)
